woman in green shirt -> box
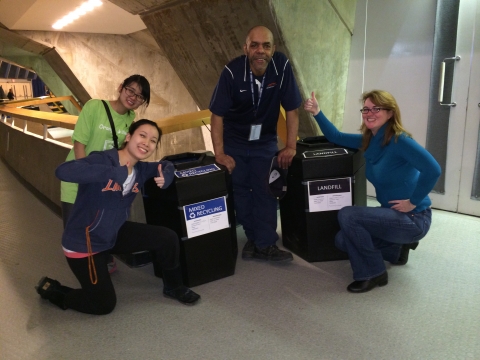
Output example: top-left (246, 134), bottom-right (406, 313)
top-left (61, 75), bottom-right (151, 272)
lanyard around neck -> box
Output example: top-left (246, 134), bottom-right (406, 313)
top-left (249, 70), bottom-right (266, 114)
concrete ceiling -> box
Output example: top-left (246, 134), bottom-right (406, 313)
top-left (0, 0), bottom-right (146, 34)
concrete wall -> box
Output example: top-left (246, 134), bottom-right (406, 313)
top-left (0, 0), bottom-right (358, 210)
top-left (0, 121), bottom-right (69, 207)
top-left (0, 27), bottom-right (209, 215)
top-left (17, 31), bottom-right (193, 119)
top-left (138, 0), bottom-right (356, 139)
top-left (140, 0), bottom-right (284, 109)
top-left (17, 29), bottom-right (206, 158)
top-left (4, 1), bottom-right (357, 152)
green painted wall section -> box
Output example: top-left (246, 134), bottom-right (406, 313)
top-left (271, 0), bottom-right (357, 137)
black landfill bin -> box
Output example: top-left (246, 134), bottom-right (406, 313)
top-left (142, 151), bottom-right (237, 287)
top-left (280, 136), bottom-right (366, 262)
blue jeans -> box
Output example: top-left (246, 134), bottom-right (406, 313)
top-left (225, 144), bottom-right (278, 248)
top-left (335, 206), bottom-right (432, 280)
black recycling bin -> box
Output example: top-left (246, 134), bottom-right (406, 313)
top-left (280, 136), bottom-right (366, 262)
top-left (142, 151), bottom-right (237, 287)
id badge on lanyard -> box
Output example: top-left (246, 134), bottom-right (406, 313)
top-left (249, 71), bottom-right (265, 141)
top-left (249, 124), bottom-right (262, 141)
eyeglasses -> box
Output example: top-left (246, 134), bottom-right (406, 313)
top-left (360, 107), bottom-right (388, 114)
top-left (123, 86), bottom-right (146, 103)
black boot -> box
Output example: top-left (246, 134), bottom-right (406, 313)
top-left (396, 242), bottom-right (419, 265)
top-left (347, 272), bottom-right (389, 293)
top-left (162, 267), bottom-right (200, 305)
top-left (35, 277), bottom-right (72, 310)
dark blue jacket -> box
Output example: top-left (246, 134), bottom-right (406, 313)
top-left (56, 149), bottom-right (174, 253)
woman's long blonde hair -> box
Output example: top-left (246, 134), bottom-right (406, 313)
top-left (360, 90), bottom-right (411, 150)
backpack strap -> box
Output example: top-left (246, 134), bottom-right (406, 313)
top-left (101, 100), bottom-right (118, 149)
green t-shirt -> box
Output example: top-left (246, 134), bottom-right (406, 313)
top-left (60, 99), bottom-right (136, 203)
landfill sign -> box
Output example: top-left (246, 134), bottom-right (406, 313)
top-left (307, 177), bottom-right (352, 212)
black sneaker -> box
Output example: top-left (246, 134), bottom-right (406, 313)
top-left (242, 240), bottom-right (255, 259)
top-left (35, 276), bottom-right (71, 310)
top-left (252, 245), bottom-right (293, 262)
top-left (163, 286), bottom-right (201, 305)
top-left (35, 276), bottom-right (62, 299)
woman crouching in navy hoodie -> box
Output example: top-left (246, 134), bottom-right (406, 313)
top-left (36, 119), bottom-right (200, 314)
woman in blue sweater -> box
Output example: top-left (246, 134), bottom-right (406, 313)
top-left (36, 120), bottom-right (200, 314)
top-left (304, 90), bottom-right (441, 293)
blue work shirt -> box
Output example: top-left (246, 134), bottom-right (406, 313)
top-left (209, 52), bottom-right (302, 149)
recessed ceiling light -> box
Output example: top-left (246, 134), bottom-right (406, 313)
top-left (52, 0), bottom-right (103, 30)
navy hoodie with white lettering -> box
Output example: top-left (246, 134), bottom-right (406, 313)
top-left (55, 148), bottom-right (174, 254)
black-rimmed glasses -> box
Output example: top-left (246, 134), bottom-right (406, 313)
top-left (124, 86), bottom-right (146, 103)
top-left (360, 107), bottom-right (388, 114)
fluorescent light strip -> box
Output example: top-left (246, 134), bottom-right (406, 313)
top-left (52, 0), bottom-right (103, 30)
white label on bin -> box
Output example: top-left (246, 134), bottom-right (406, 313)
top-left (183, 196), bottom-right (229, 239)
top-left (307, 177), bottom-right (352, 212)
top-left (174, 164), bottom-right (220, 178)
top-left (303, 148), bottom-right (348, 158)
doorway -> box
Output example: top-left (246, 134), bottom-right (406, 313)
top-left (343, 0), bottom-right (480, 216)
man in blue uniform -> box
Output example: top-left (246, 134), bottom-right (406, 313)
top-left (209, 26), bottom-right (302, 262)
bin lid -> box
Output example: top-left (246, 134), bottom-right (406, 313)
top-left (297, 136), bottom-right (334, 147)
top-left (162, 151), bottom-right (212, 170)
top-left (174, 163), bottom-right (221, 178)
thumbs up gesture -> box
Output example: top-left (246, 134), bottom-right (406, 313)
top-left (154, 163), bottom-right (165, 188)
top-left (304, 91), bottom-right (320, 116)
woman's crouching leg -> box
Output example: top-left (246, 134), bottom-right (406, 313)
top-left (65, 254), bottom-right (117, 315)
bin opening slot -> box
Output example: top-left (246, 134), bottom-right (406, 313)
top-left (162, 152), bottom-right (206, 170)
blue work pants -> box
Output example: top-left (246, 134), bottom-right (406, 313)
top-left (225, 144), bottom-right (278, 249)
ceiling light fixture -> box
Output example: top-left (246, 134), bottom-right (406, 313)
top-left (52, 0), bottom-right (103, 30)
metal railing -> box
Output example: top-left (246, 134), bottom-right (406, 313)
top-left (0, 96), bottom-right (289, 145)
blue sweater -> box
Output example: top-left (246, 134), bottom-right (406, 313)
top-left (313, 111), bottom-right (441, 212)
top-left (56, 149), bottom-right (174, 253)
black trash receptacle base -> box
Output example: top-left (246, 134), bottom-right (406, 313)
top-left (143, 151), bottom-right (237, 287)
top-left (280, 178), bottom-right (350, 262)
top-left (281, 210), bottom-right (349, 262)
top-left (179, 228), bottom-right (236, 288)
top-left (151, 229), bottom-right (236, 288)
top-left (280, 136), bottom-right (366, 263)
